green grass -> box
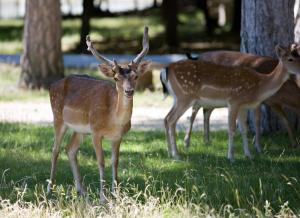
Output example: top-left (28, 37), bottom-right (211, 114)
top-left (0, 9), bottom-right (238, 54)
top-left (0, 123), bottom-right (300, 216)
top-left (0, 64), bottom-right (173, 108)
top-left (0, 64), bottom-right (49, 101)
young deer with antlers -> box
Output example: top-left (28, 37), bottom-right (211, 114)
top-left (161, 45), bottom-right (300, 161)
top-left (47, 27), bottom-right (150, 202)
top-left (183, 51), bottom-right (300, 150)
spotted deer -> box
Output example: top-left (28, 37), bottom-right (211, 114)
top-left (47, 27), bottom-right (150, 202)
top-left (161, 45), bottom-right (300, 161)
top-left (183, 51), bottom-right (300, 150)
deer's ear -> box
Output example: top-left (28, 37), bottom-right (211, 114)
top-left (98, 64), bottom-right (115, 77)
top-left (275, 45), bottom-right (288, 58)
top-left (137, 61), bottom-right (151, 75)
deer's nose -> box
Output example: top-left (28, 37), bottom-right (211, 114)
top-left (125, 89), bottom-right (134, 97)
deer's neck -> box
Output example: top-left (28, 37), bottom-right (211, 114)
top-left (115, 92), bottom-right (133, 125)
top-left (260, 61), bottom-right (289, 100)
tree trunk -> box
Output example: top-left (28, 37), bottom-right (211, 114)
top-left (79, 0), bottom-right (94, 53)
top-left (20, 0), bottom-right (64, 90)
top-left (152, 0), bottom-right (158, 8)
top-left (295, 0), bottom-right (300, 43)
top-left (196, 0), bottom-right (215, 35)
top-left (162, 0), bottom-right (178, 49)
top-left (240, 0), bottom-right (296, 133)
top-left (231, 0), bottom-right (241, 33)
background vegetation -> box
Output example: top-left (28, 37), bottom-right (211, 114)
top-left (0, 9), bottom-right (238, 54)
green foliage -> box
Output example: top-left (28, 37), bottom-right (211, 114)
top-left (0, 123), bottom-right (300, 216)
top-left (0, 9), bottom-right (237, 54)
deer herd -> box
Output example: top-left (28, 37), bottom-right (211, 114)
top-left (46, 26), bottom-right (300, 202)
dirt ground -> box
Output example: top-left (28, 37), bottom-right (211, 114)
top-left (0, 101), bottom-right (228, 131)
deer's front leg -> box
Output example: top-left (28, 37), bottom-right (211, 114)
top-left (92, 134), bottom-right (107, 203)
top-left (111, 139), bottom-right (121, 193)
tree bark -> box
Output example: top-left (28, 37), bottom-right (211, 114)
top-left (240, 0), bottom-right (296, 133)
top-left (162, 0), bottom-right (178, 49)
top-left (231, 0), bottom-right (241, 33)
top-left (79, 0), bottom-right (94, 53)
top-left (196, 0), bottom-right (215, 35)
top-left (20, 0), bottom-right (64, 89)
top-left (152, 0), bottom-right (158, 8)
top-left (295, 0), bottom-right (300, 43)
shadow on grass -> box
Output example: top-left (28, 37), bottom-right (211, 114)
top-left (0, 8), bottom-right (239, 54)
top-left (0, 123), bottom-right (300, 212)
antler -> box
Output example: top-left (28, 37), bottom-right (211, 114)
top-left (86, 35), bottom-right (114, 67)
top-left (130, 26), bottom-right (149, 68)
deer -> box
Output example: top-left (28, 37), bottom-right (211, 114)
top-left (161, 44), bottom-right (300, 161)
top-left (47, 27), bottom-right (150, 203)
top-left (182, 51), bottom-right (300, 150)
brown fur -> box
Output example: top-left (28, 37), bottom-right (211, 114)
top-left (47, 27), bottom-right (150, 203)
top-left (163, 45), bottom-right (300, 161)
top-left (184, 51), bottom-right (300, 149)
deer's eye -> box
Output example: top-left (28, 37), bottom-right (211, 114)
top-left (114, 77), bottom-right (119, 81)
top-left (134, 75), bottom-right (138, 80)
top-left (288, 58), bottom-right (294, 62)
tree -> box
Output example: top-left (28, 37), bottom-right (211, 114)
top-left (79, 0), bottom-right (94, 53)
top-left (231, 0), bottom-right (241, 33)
top-left (195, 0), bottom-right (216, 35)
top-left (20, 0), bottom-right (64, 89)
top-left (295, 0), bottom-right (300, 43)
top-left (240, 0), bottom-right (296, 132)
top-left (152, 0), bottom-right (158, 8)
top-left (162, 0), bottom-right (178, 49)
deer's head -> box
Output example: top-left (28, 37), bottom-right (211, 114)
top-left (86, 27), bottom-right (151, 98)
top-left (276, 44), bottom-right (300, 74)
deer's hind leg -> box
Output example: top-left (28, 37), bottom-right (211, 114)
top-left (184, 104), bottom-right (201, 149)
top-left (238, 108), bottom-right (252, 159)
top-left (165, 100), bottom-right (193, 159)
top-left (227, 104), bottom-right (239, 161)
top-left (47, 120), bottom-right (66, 193)
top-left (203, 108), bottom-right (214, 145)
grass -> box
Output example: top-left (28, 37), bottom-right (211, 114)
top-left (0, 64), bottom-right (49, 102)
top-left (0, 123), bottom-right (300, 216)
top-left (0, 9), bottom-right (238, 54)
top-left (0, 63), bottom-right (173, 108)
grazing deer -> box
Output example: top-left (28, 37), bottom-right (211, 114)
top-left (161, 45), bottom-right (300, 161)
top-left (183, 51), bottom-right (300, 150)
top-left (47, 27), bottom-right (150, 202)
